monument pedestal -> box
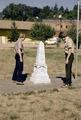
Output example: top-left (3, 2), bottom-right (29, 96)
top-left (30, 41), bottom-right (51, 84)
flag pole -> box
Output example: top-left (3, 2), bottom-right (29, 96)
top-left (75, 0), bottom-right (79, 80)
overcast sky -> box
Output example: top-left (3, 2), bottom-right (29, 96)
top-left (0, 0), bottom-right (80, 12)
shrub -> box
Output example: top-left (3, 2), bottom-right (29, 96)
top-left (30, 23), bottom-right (55, 42)
top-left (67, 24), bottom-right (81, 48)
top-left (8, 22), bottom-right (19, 42)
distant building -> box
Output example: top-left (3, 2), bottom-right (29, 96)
top-left (0, 19), bottom-right (79, 43)
top-left (0, 20), bottom-right (34, 36)
top-left (43, 19), bottom-right (77, 31)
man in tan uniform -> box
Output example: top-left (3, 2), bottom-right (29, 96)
top-left (59, 32), bottom-right (75, 87)
top-left (12, 33), bottom-right (25, 84)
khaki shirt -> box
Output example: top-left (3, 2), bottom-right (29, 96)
top-left (64, 36), bottom-right (75, 54)
top-left (15, 38), bottom-right (23, 53)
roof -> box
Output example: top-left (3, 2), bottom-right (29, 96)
top-left (0, 19), bottom-right (79, 31)
top-left (0, 20), bottom-right (34, 30)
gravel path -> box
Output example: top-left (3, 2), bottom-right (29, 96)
top-left (0, 75), bottom-right (81, 94)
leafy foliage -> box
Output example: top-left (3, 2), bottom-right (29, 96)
top-left (30, 23), bottom-right (55, 41)
top-left (67, 24), bottom-right (81, 48)
top-left (8, 22), bottom-right (19, 42)
top-left (1, 3), bottom-right (81, 21)
top-left (2, 3), bottom-right (41, 21)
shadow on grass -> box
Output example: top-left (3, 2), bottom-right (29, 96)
top-left (12, 73), bottom-right (30, 83)
top-left (21, 73), bottom-right (30, 82)
top-left (56, 76), bottom-right (66, 85)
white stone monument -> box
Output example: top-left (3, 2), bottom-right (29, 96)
top-left (30, 41), bottom-right (51, 84)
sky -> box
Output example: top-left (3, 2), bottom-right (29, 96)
top-left (0, 0), bottom-right (80, 12)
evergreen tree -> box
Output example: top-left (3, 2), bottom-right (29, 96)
top-left (30, 23), bottom-right (55, 41)
top-left (8, 22), bottom-right (19, 42)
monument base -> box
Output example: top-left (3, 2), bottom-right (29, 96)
top-left (30, 66), bottom-right (51, 84)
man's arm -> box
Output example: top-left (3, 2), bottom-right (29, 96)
top-left (18, 49), bottom-right (23, 62)
top-left (65, 48), bottom-right (72, 64)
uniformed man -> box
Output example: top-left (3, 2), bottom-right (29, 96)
top-left (12, 33), bottom-right (25, 84)
top-left (59, 31), bottom-right (75, 87)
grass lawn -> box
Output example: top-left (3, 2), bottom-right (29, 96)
top-left (0, 47), bottom-right (81, 80)
top-left (0, 87), bottom-right (81, 120)
top-left (0, 47), bottom-right (81, 120)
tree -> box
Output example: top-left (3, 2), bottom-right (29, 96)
top-left (30, 23), bottom-right (55, 42)
top-left (64, 8), bottom-right (69, 19)
top-left (32, 7), bottom-right (41, 17)
top-left (1, 2), bottom-right (81, 21)
top-left (8, 22), bottom-right (19, 42)
top-left (39, 6), bottom-right (51, 19)
top-left (2, 3), bottom-right (33, 21)
top-left (59, 6), bottom-right (64, 15)
top-left (2, 3), bottom-right (18, 20)
top-left (73, 5), bottom-right (77, 19)
top-left (53, 4), bottom-right (59, 18)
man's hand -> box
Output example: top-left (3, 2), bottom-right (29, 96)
top-left (65, 59), bottom-right (68, 64)
top-left (20, 57), bottom-right (23, 62)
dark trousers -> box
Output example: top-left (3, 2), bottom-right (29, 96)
top-left (65, 53), bottom-right (74, 85)
top-left (12, 53), bottom-right (23, 82)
